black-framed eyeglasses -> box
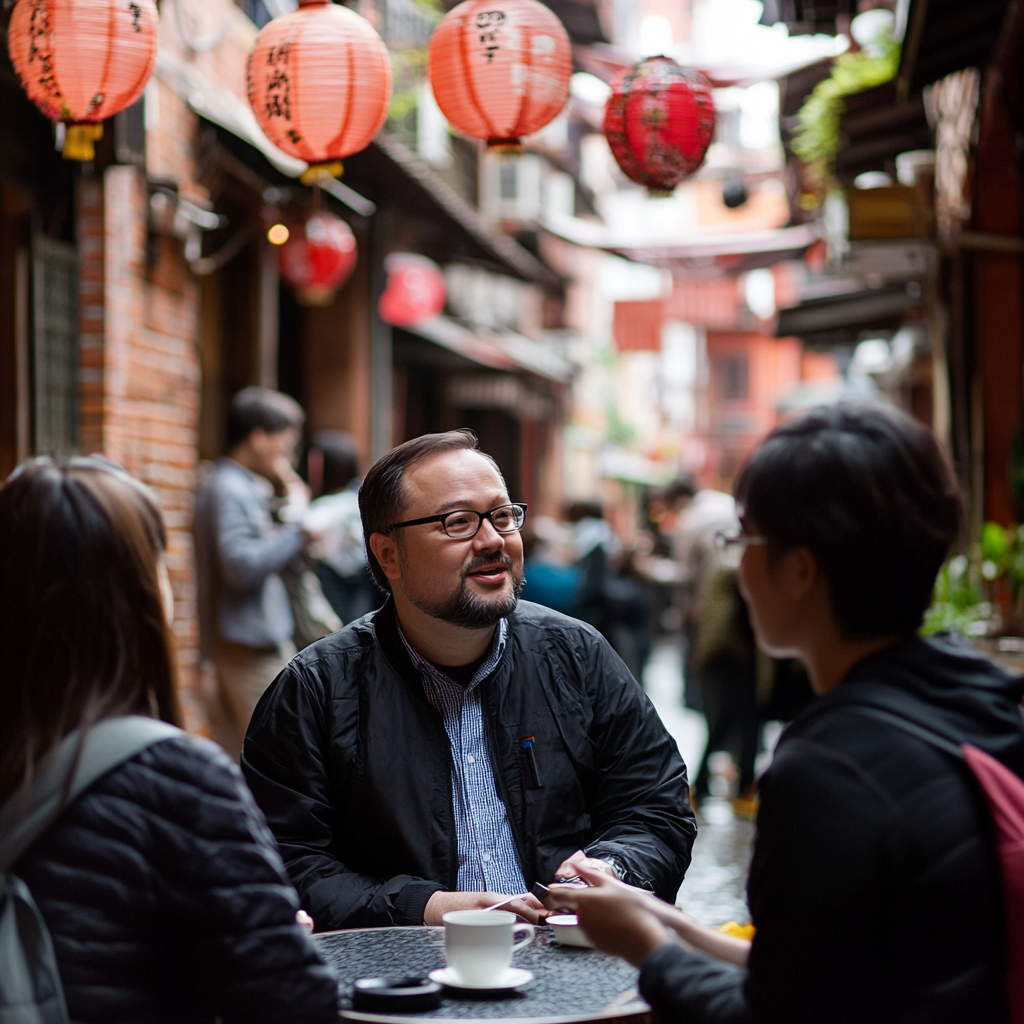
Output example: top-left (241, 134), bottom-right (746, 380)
top-left (714, 528), bottom-right (769, 552)
top-left (390, 503), bottom-right (528, 540)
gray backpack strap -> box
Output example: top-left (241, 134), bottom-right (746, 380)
top-left (0, 716), bottom-right (182, 1024)
top-left (0, 716), bottom-right (182, 873)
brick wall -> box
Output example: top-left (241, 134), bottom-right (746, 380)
top-left (78, 166), bottom-right (205, 731)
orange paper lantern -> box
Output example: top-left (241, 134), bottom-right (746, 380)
top-left (428, 0), bottom-right (571, 151)
top-left (8, 0), bottom-right (158, 160)
top-left (248, 0), bottom-right (392, 182)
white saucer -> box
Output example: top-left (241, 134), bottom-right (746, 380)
top-left (428, 966), bottom-right (534, 991)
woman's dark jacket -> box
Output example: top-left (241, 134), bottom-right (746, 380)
top-left (14, 736), bottom-right (339, 1024)
top-left (639, 635), bottom-right (1024, 1024)
top-left (241, 598), bottom-right (697, 930)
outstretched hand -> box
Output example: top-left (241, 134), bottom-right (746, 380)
top-left (423, 890), bottom-right (548, 925)
top-left (551, 866), bottom-right (671, 967)
top-left (553, 866), bottom-right (752, 969)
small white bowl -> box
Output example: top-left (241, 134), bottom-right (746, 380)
top-left (547, 914), bottom-right (594, 948)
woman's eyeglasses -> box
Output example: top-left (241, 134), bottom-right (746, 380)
top-left (390, 503), bottom-right (527, 540)
top-left (714, 529), bottom-right (768, 552)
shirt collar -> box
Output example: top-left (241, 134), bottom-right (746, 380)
top-left (398, 617), bottom-right (508, 691)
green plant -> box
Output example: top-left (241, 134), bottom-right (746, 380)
top-left (923, 522), bottom-right (1024, 637)
top-left (922, 554), bottom-right (991, 637)
top-left (792, 31), bottom-right (900, 193)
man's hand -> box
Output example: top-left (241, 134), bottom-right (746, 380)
top-left (554, 850), bottom-right (619, 881)
top-left (423, 891), bottom-right (548, 926)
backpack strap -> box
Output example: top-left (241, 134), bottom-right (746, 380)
top-left (0, 717), bottom-right (182, 1024)
top-left (846, 703), bottom-right (966, 760)
top-left (0, 716), bottom-right (182, 873)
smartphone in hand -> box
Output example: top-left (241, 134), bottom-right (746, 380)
top-left (532, 878), bottom-right (588, 913)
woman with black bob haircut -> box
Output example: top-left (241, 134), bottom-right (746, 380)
top-left (0, 457), bottom-right (338, 1024)
top-left (555, 403), bottom-right (1024, 1023)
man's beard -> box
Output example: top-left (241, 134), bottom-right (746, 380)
top-left (407, 552), bottom-right (526, 628)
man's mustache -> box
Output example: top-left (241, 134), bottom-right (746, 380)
top-left (462, 553), bottom-right (515, 579)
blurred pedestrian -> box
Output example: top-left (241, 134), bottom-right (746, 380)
top-left (304, 430), bottom-right (378, 625)
top-left (567, 500), bottom-right (652, 681)
top-left (519, 516), bottom-right (581, 614)
top-left (555, 403), bottom-right (1024, 1024)
top-left (194, 387), bottom-right (312, 760)
top-left (689, 565), bottom-right (758, 804)
top-left (0, 457), bottom-right (337, 1024)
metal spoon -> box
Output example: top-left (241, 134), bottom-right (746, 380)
top-left (481, 892), bottom-right (531, 912)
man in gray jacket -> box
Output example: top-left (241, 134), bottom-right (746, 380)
top-left (195, 387), bottom-right (309, 758)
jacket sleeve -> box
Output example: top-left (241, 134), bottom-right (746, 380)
top-left (146, 738), bottom-right (339, 1024)
top-left (214, 475), bottom-right (304, 593)
top-left (639, 944), bottom-right (753, 1024)
top-left (242, 661), bottom-right (446, 929)
top-left (580, 637), bottom-right (697, 901)
top-left (742, 738), bottom-right (895, 1023)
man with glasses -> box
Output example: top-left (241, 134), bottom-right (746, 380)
top-left (243, 429), bottom-right (696, 930)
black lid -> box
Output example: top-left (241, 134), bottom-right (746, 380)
top-left (351, 976), bottom-right (444, 1013)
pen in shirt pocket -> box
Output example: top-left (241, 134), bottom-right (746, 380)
top-left (520, 736), bottom-right (544, 789)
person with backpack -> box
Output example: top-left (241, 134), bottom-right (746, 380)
top-left (0, 457), bottom-right (339, 1024)
top-left (555, 403), bottom-right (1024, 1024)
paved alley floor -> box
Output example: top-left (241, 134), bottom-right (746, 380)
top-left (643, 639), bottom-right (755, 927)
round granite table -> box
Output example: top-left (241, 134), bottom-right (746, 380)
top-left (314, 926), bottom-right (649, 1024)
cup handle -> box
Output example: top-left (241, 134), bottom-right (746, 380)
top-left (512, 923), bottom-right (535, 951)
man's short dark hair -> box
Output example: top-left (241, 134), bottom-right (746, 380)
top-left (661, 475), bottom-right (698, 505)
top-left (735, 402), bottom-right (962, 640)
top-left (359, 429), bottom-right (502, 592)
top-left (226, 387), bottom-right (305, 451)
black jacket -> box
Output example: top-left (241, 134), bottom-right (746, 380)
top-left (639, 635), bottom-right (1024, 1024)
top-left (14, 736), bottom-right (339, 1024)
top-left (242, 598), bottom-right (696, 930)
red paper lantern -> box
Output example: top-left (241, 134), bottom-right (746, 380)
top-left (378, 254), bottom-right (446, 327)
top-left (279, 212), bottom-right (357, 306)
top-left (428, 0), bottom-right (571, 151)
top-left (603, 56), bottom-right (716, 195)
top-left (248, 0), bottom-right (391, 181)
top-left (8, 0), bottom-right (158, 161)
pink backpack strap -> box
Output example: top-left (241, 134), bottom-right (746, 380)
top-left (963, 744), bottom-right (1024, 1024)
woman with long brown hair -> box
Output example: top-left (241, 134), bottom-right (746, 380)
top-left (0, 457), bottom-right (337, 1023)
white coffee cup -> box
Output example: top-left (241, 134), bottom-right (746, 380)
top-left (442, 910), bottom-right (534, 986)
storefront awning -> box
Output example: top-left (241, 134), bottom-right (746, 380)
top-left (776, 283), bottom-right (920, 345)
top-left (898, 0), bottom-right (1012, 96)
top-left (402, 316), bottom-right (573, 383)
top-left (542, 212), bottom-right (818, 274)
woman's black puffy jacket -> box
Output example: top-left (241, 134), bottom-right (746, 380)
top-left (13, 735), bottom-right (339, 1024)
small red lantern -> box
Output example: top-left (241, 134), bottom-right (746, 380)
top-left (8, 0), bottom-right (158, 161)
top-left (428, 0), bottom-right (571, 151)
top-left (248, 0), bottom-right (392, 182)
top-left (378, 254), bottom-right (446, 327)
top-left (279, 213), bottom-right (357, 306)
top-left (603, 56), bottom-right (716, 196)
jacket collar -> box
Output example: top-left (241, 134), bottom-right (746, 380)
top-left (371, 597), bottom-right (423, 694)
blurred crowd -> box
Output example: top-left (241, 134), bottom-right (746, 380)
top-left (520, 476), bottom-right (814, 809)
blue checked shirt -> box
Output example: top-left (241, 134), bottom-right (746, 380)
top-left (398, 620), bottom-right (528, 896)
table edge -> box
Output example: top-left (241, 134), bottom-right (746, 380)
top-left (338, 1009), bottom-right (650, 1024)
